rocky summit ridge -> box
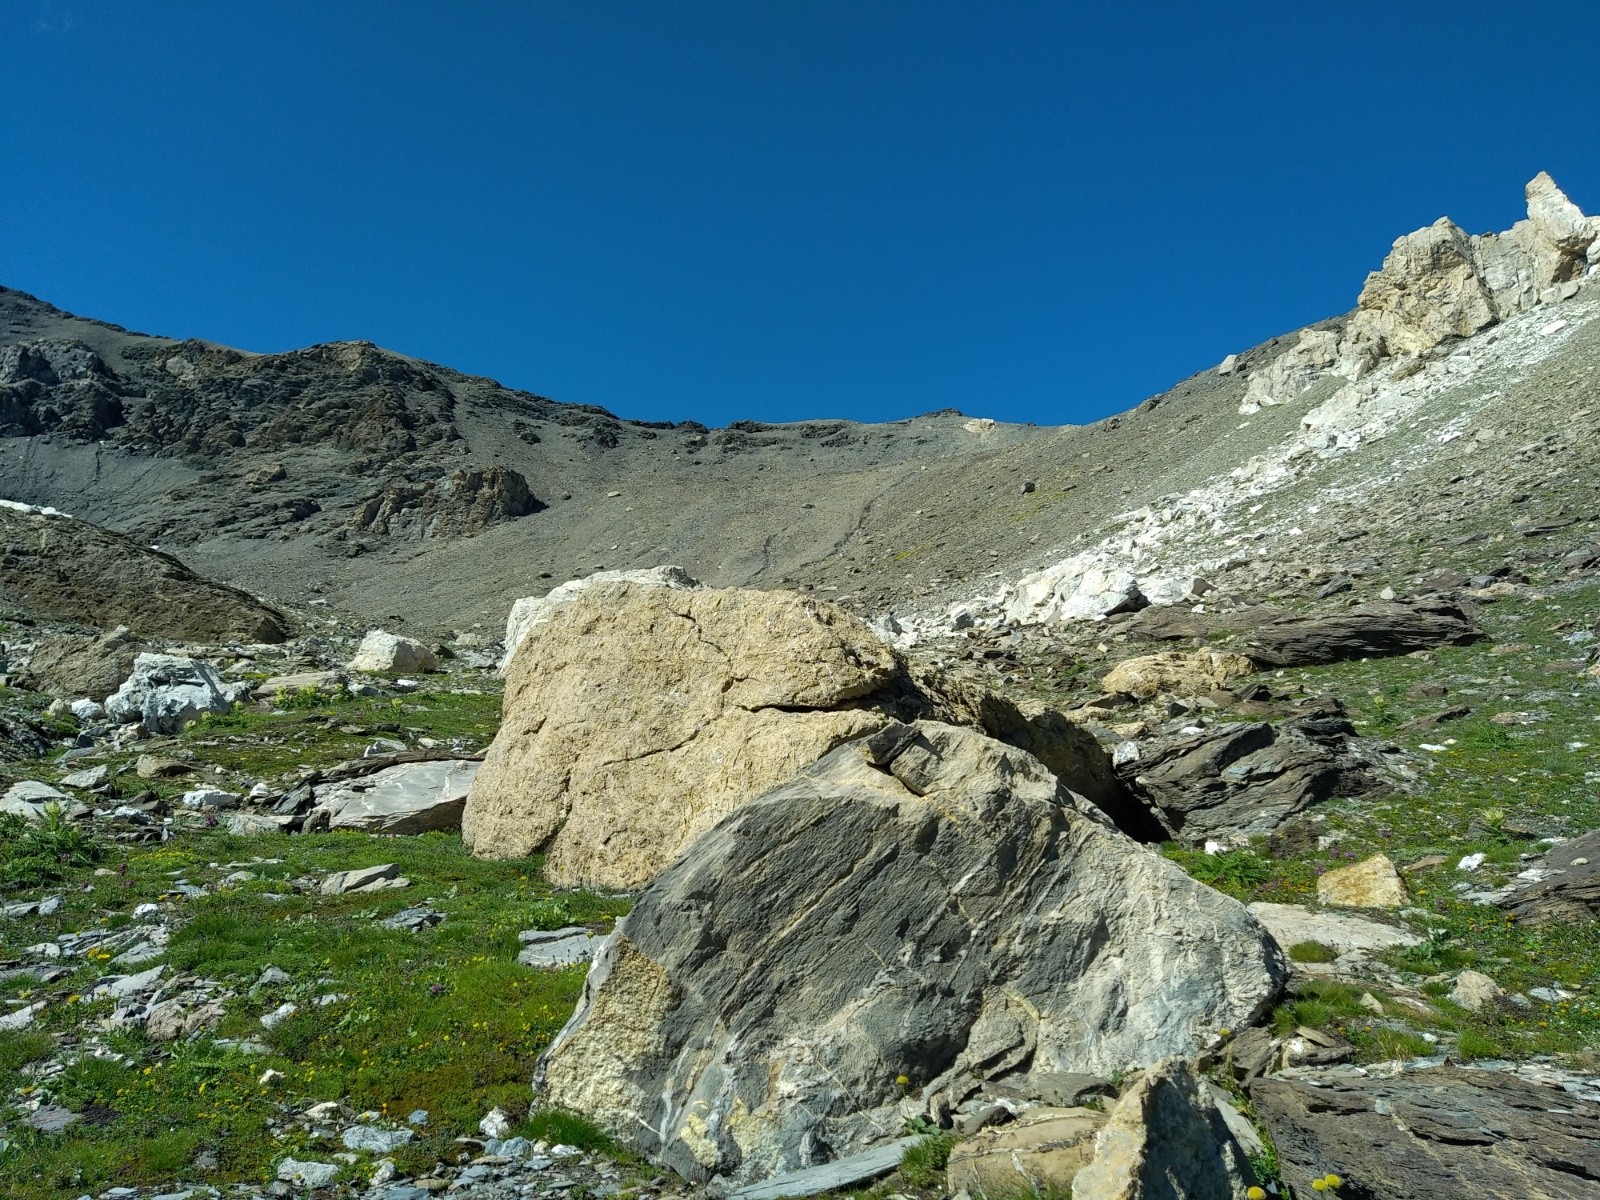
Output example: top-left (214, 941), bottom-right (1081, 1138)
top-left (2, 173), bottom-right (1600, 1200)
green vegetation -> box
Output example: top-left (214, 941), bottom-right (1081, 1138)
top-left (0, 807), bottom-right (105, 888)
top-left (513, 1108), bottom-right (627, 1156)
top-left (0, 830), bottom-right (629, 1200)
top-left (1179, 581), bottom-right (1600, 1063)
top-left (898, 1132), bottom-right (959, 1190)
top-left (1288, 941), bottom-right (1338, 964)
top-left (180, 687), bottom-right (503, 780)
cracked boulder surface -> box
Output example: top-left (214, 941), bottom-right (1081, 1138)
top-left (462, 582), bottom-right (1128, 888)
top-left (1250, 1063), bottom-right (1600, 1200)
top-left (536, 721), bottom-right (1285, 1186)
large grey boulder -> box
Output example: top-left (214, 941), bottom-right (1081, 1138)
top-left (105, 653), bottom-right (240, 733)
top-left (536, 722), bottom-right (1285, 1187)
top-left (308, 758), bottom-right (479, 834)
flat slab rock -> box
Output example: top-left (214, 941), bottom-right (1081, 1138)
top-left (1240, 598), bottom-right (1483, 667)
top-left (1246, 902), bottom-right (1422, 954)
top-left (725, 1137), bottom-right (918, 1200)
top-left (311, 758), bottom-right (479, 834)
top-left (538, 721), bottom-right (1284, 1187)
top-left (1251, 1063), bottom-right (1600, 1199)
top-left (518, 926), bottom-right (602, 968)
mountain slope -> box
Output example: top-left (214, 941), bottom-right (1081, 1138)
top-left (2, 173), bottom-right (1596, 636)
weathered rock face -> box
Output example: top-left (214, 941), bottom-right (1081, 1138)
top-left (20, 627), bottom-right (142, 701)
top-left (1355, 218), bottom-right (1500, 357)
top-left (105, 653), bottom-right (241, 733)
top-left (1100, 649), bottom-right (1255, 699)
top-left (536, 722), bottom-right (1285, 1186)
top-left (1113, 714), bottom-right (1382, 846)
top-left (499, 566), bottom-right (701, 671)
top-left (465, 584), bottom-right (1131, 888)
top-left (1240, 598), bottom-right (1482, 667)
top-left (0, 504), bottom-right (288, 643)
top-left (346, 630), bottom-right (438, 674)
top-left (348, 465), bottom-right (540, 538)
top-left (1251, 1063), bottom-right (1600, 1200)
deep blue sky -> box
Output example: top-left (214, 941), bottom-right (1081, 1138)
top-left (3, 3), bottom-right (1597, 427)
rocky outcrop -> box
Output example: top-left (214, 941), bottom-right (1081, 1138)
top-left (1238, 172), bottom-right (1597, 413)
top-left (348, 466), bottom-right (539, 538)
top-left (464, 583), bottom-right (1132, 888)
top-left (537, 722), bottom-right (1285, 1186)
top-left (105, 654), bottom-right (242, 733)
top-left (500, 566), bottom-right (701, 671)
top-left (0, 503), bottom-right (288, 643)
top-left (1113, 713), bottom-right (1383, 846)
top-left (1498, 828), bottom-right (1600, 926)
top-left (1251, 1063), bottom-right (1600, 1200)
top-left (20, 627), bottom-right (142, 701)
top-left (1354, 217), bottom-right (1501, 357)
top-left (0, 340), bottom-right (129, 440)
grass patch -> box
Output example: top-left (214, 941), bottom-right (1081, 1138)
top-left (514, 1108), bottom-right (627, 1156)
top-left (0, 808), bottom-right (105, 888)
top-left (1288, 941), bottom-right (1338, 964)
top-left (899, 1132), bottom-right (959, 1189)
top-left (0, 829), bottom-right (630, 1200)
top-left (180, 687), bottom-right (503, 781)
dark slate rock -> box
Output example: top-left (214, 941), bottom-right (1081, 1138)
top-left (1251, 1064), bottom-right (1600, 1200)
top-left (1114, 717), bottom-right (1383, 845)
top-left (1240, 598), bottom-right (1483, 667)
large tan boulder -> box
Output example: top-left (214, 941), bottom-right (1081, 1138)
top-left (1101, 649), bottom-right (1255, 699)
top-left (463, 583), bottom-right (1127, 888)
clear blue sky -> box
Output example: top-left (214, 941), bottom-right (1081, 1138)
top-left (3, 3), bottom-right (1597, 428)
